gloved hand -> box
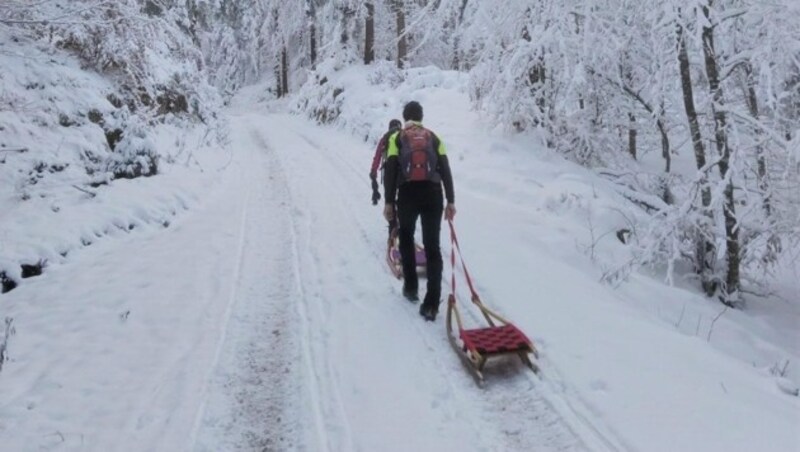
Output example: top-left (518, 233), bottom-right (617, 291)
top-left (444, 203), bottom-right (457, 221)
top-left (370, 175), bottom-right (380, 205)
top-left (383, 203), bottom-right (395, 222)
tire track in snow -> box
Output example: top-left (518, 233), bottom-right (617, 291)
top-left (189, 130), bottom-right (254, 449)
top-left (192, 116), bottom-right (306, 451)
top-left (252, 122), bottom-right (356, 452)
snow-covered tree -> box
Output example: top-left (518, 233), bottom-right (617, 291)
top-left (3, 0), bottom-right (796, 306)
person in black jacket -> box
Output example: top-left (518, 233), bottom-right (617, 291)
top-left (383, 101), bottom-right (456, 321)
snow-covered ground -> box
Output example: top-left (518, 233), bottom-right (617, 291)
top-left (1, 61), bottom-right (799, 451)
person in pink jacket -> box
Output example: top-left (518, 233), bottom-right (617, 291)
top-left (369, 119), bottom-right (402, 239)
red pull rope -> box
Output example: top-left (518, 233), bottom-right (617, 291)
top-left (448, 219), bottom-right (479, 302)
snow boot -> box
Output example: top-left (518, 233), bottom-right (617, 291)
top-left (402, 284), bottom-right (419, 302)
top-left (419, 300), bottom-right (439, 321)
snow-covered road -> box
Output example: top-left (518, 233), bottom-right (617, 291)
top-left (2, 85), bottom-right (797, 451)
top-left (190, 111), bottom-right (603, 451)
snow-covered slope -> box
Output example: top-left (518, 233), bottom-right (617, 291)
top-left (1, 64), bottom-right (798, 451)
top-left (0, 28), bottom-right (223, 291)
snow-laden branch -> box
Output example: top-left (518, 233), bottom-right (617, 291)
top-left (0, 0), bottom-right (120, 26)
top-left (719, 106), bottom-right (791, 150)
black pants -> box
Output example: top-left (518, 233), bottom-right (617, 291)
top-left (397, 182), bottom-right (444, 305)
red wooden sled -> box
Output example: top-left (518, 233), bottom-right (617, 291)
top-left (444, 220), bottom-right (539, 386)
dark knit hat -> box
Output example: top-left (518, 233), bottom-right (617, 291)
top-left (388, 119), bottom-right (402, 131)
top-left (402, 101), bottom-right (423, 122)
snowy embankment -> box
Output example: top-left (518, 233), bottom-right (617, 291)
top-left (0, 28), bottom-right (231, 450)
top-left (0, 53), bottom-right (798, 452)
top-left (0, 30), bottom-right (222, 293)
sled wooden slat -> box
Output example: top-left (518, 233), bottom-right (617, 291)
top-left (460, 324), bottom-right (531, 356)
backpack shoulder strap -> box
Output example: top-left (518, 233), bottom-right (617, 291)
top-left (386, 130), bottom-right (402, 157)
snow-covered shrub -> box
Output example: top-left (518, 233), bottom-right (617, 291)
top-left (73, 107), bottom-right (158, 181)
top-left (105, 116), bottom-right (158, 179)
top-left (366, 61), bottom-right (404, 89)
top-left (293, 58), bottom-right (347, 125)
top-left (295, 75), bottom-right (344, 125)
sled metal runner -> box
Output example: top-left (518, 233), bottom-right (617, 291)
top-left (444, 220), bottom-right (539, 386)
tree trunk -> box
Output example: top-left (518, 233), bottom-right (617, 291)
top-left (522, 13), bottom-right (547, 127)
top-left (594, 68), bottom-right (671, 172)
top-left (701, 5), bottom-right (740, 304)
top-left (677, 22), bottom-right (716, 296)
top-left (309, 21), bottom-right (317, 68)
top-left (310, 24), bottom-right (317, 67)
top-left (458, 0), bottom-right (469, 21)
top-left (339, 5), bottom-right (353, 45)
top-left (394, 0), bottom-right (407, 69)
top-left (742, 62), bottom-right (770, 217)
top-left (620, 54), bottom-right (638, 161)
top-left (451, 0), bottom-right (468, 69)
top-left (364, 2), bottom-right (375, 64)
top-left (306, 0), bottom-right (317, 67)
top-left (658, 101), bottom-right (671, 173)
top-left (281, 46), bottom-right (288, 96)
top-left (628, 112), bottom-right (637, 160)
top-left (782, 70), bottom-right (800, 141)
top-left (657, 117), bottom-right (671, 173)
top-left (451, 36), bottom-right (460, 70)
top-left (275, 63), bottom-right (282, 98)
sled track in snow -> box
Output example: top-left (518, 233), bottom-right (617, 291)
top-left (534, 364), bottom-right (632, 452)
top-left (445, 273), bottom-right (630, 451)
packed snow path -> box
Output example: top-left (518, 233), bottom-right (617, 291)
top-left (190, 110), bottom-right (626, 452)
